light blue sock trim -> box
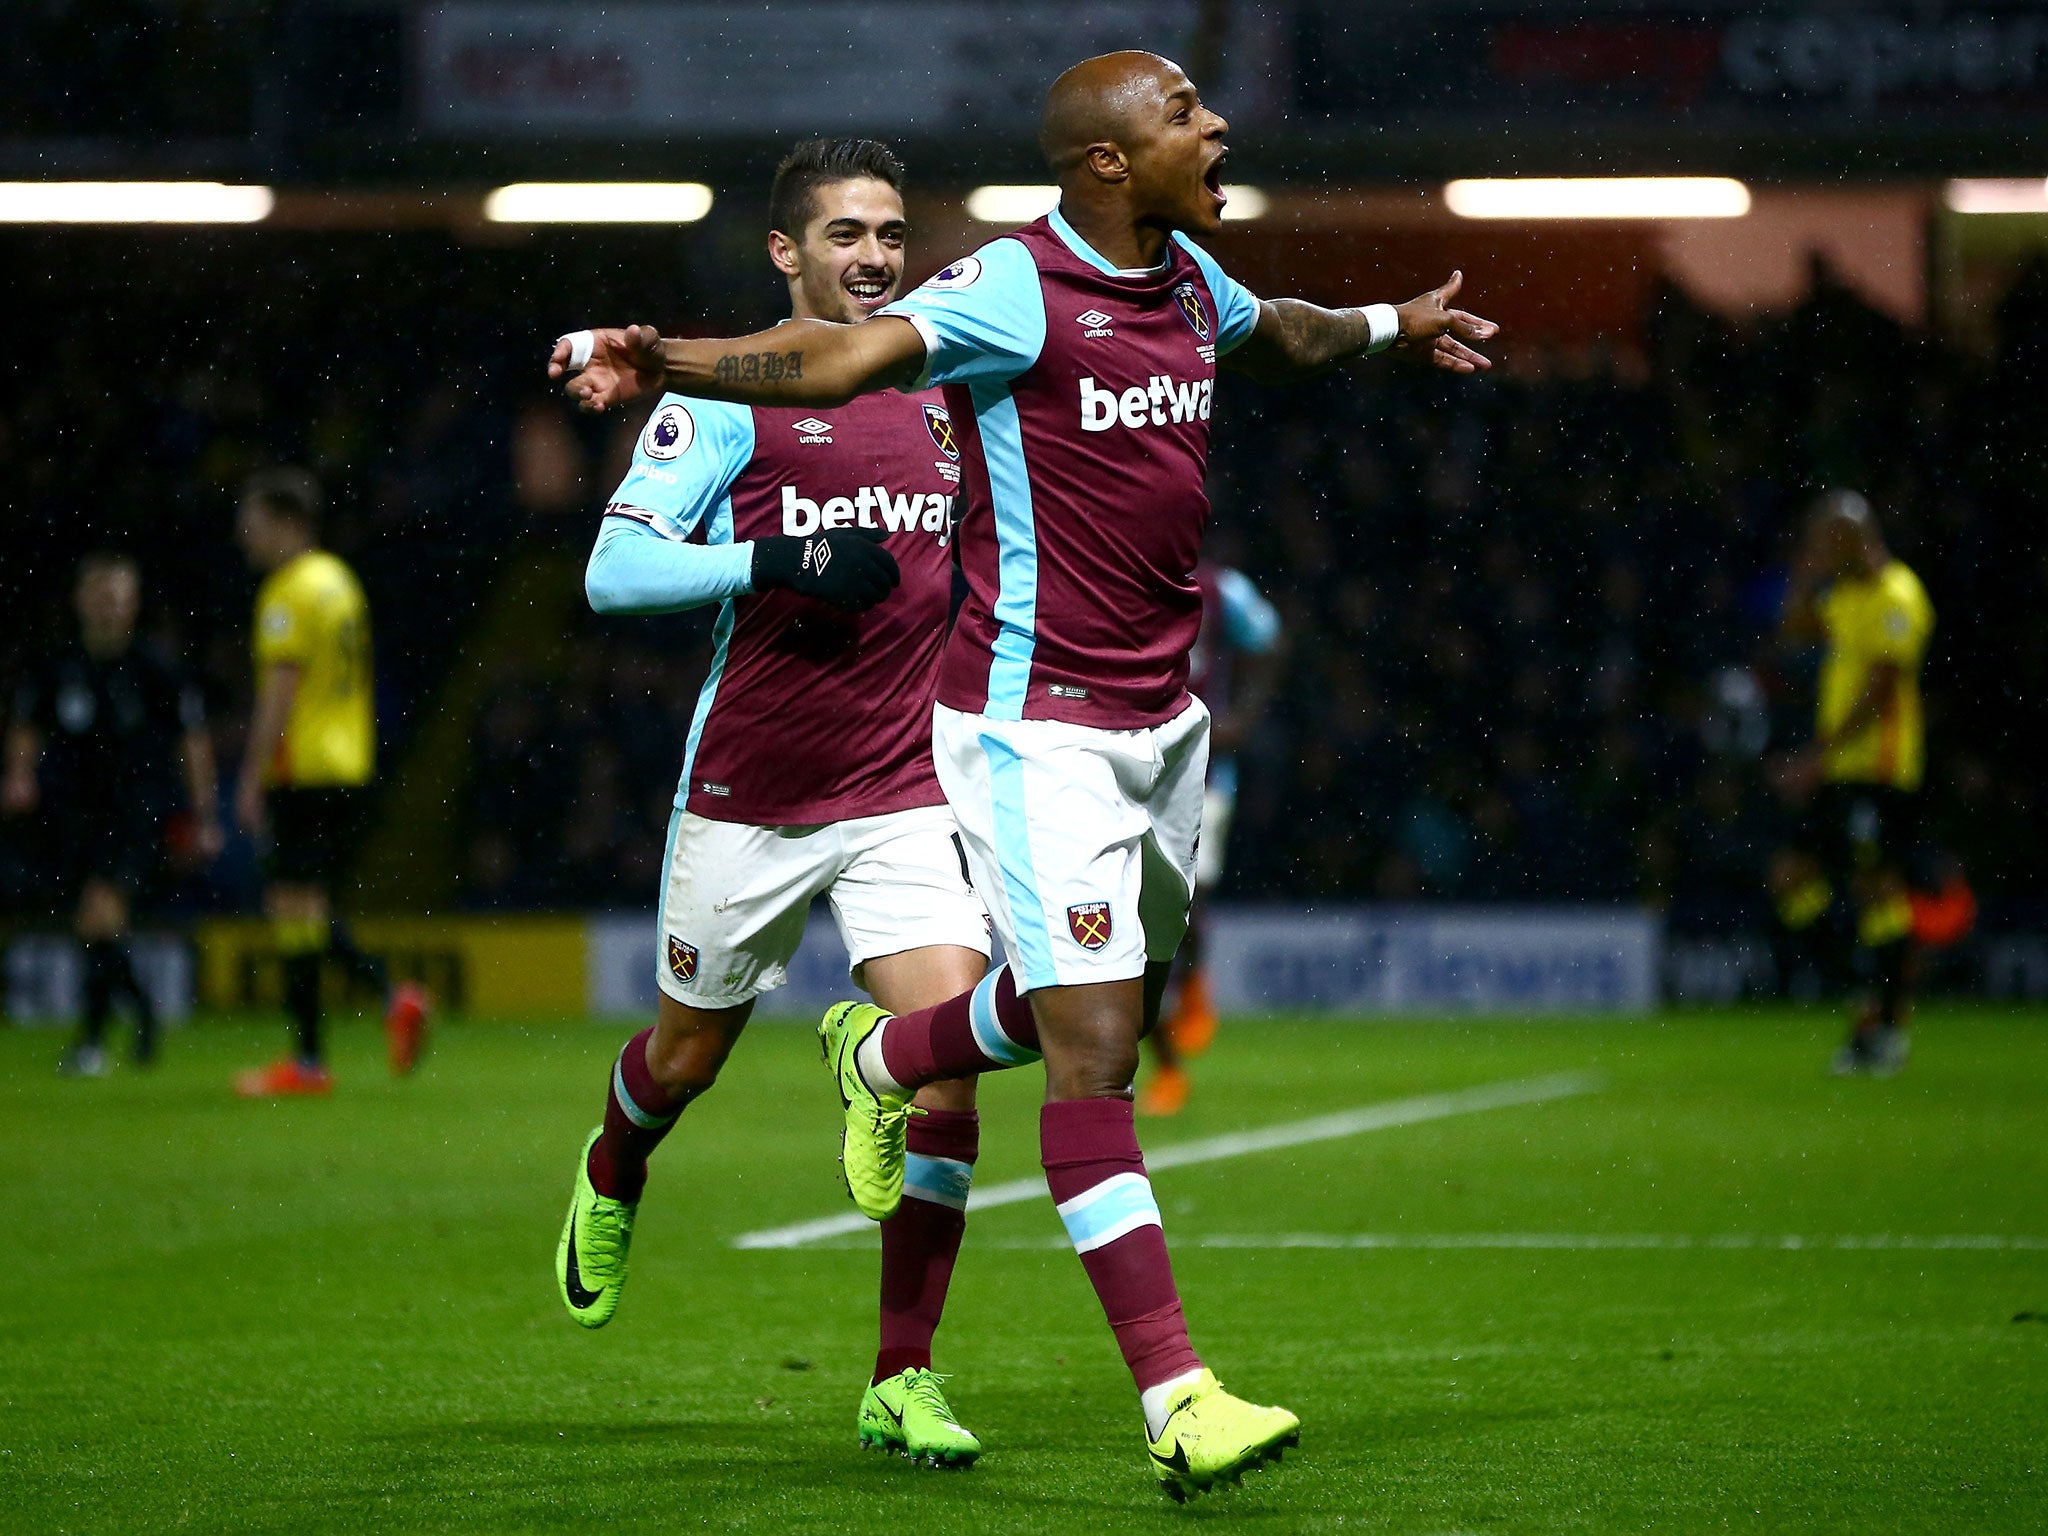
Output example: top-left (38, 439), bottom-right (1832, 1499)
top-left (612, 1052), bottom-right (678, 1131)
top-left (968, 964), bottom-right (1040, 1066)
top-left (902, 1153), bottom-right (975, 1213)
top-left (1055, 1171), bottom-right (1163, 1254)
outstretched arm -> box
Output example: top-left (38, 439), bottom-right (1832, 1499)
top-left (550, 318), bottom-right (928, 415)
top-left (1225, 272), bottom-right (1499, 384)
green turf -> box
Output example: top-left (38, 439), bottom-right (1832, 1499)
top-left (2, 1005), bottom-right (2044, 1533)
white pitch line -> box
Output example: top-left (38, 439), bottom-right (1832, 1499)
top-left (731, 1070), bottom-right (1600, 1250)
top-left (1184, 1232), bottom-right (2048, 1253)
top-left (785, 1232), bottom-right (2048, 1253)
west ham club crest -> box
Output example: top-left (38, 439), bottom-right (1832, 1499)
top-left (924, 403), bottom-right (959, 461)
top-left (1066, 901), bottom-right (1113, 951)
top-left (666, 934), bottom-right (699, 984)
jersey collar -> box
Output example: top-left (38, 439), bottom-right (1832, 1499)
top-left (1048, 205), bottom-right (1171, 279)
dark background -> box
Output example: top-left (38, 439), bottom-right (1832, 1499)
top-left (3, 0), bottom-right (2046, 961)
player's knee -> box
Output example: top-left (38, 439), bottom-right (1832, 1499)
top-left (648, 1004), bottom-right (747, 1092)
top-left (644, 1031), bottom-right (728, 1094)
top-left (1046, 1041), bottom-right (1141, 1101)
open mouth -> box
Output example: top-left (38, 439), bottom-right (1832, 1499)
top-left (1203, 153), bottom-right (1229, 209)
top-left (845, 275), bottom-right (892, 309)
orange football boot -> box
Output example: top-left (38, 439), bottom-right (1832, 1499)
top-left (385, 982), bottom-right (431, 1076)
top-left (1167, 967), bottom-right (1219, 1058)
top-left (233, 1059), bottom-right (334, 1098)
top-left (1139, 1064), bottom-right (1191, 1117)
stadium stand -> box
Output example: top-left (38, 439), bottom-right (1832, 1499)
top-left (2, 226), bottom-right (2045, 960)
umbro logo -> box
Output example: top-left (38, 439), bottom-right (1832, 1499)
top-left (1076, 309), bottom-right (1114, 338)
top-left (792, 417), bottom-right (834, 443)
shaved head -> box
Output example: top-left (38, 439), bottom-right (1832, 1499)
top-left (1039, 51), bottom-right (1187, 173)
top-left (1032, 50), bottom-right (1232, 256)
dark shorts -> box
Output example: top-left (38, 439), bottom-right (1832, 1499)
top-left (267, 786), bottom-right (366, 885)
top-left (1798, 782), bottom-right (1920, 881)
top-left (54, 808), bottom-right (159, 896)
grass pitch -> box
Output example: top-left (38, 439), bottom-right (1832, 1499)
top-left (2, 1005), bottom-right (2044, 1533)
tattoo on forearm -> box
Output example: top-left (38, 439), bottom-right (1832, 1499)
top-left (712, 350), bottom-right (804, 386)
top-left (1271, 300), bottom-right (1377, 367)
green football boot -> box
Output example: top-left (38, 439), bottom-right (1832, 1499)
top-left (858, 1369), bottom-right (982, 1468)
top-left (555, 1128), bottom-right (636, 1328)
top-left (1145, 1369), bottom-right (1300, 1502)
top-left (818, 1002), bottom-right (918, 1221)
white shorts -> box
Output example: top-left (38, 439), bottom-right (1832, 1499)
top-left (656, 803), bottom-right (990, 1009)
top-left (933, 699), bottom-right (1210, 993)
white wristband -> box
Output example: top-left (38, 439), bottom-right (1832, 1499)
top-left (1360, 303), bottom-right (1400, 355)
top-left (558, 330), bottom-right (596, 372)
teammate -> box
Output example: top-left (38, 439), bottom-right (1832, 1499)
top-left (232, 468), bottom-right (427, 1097)
top-left (553, 139), bottom-right (994, 1467)
top-left (1138, 560), bottom-right (1282, 1116)
top-left (550, 51), bottom-right (1496, 1497)
top-left (1769, 490), bottom-right (1934, 1076)
top-left (3, 552), bottom-right (221, 1074)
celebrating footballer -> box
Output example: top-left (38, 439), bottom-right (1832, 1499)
top-left (552, 50), bottom-right (1497, 1497)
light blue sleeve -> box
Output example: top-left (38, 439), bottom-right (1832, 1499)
top-left (879, 238), bottom-right (1047, 389)
top-left (607, 394), bottom-right (755, 537)
top-left (1216, 567), bottom-right (1281, 655)
top-left (586, 518), bottom-right (755, 615)
top-left (587, 395), bottom-right (758, 615)
top-left (1172, 234), bottom-right (1263, 356)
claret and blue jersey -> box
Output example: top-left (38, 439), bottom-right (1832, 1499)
top-left (588, 387), bottom-right (963, 826)
top-left (881, 208), bottom-right (1262, 730)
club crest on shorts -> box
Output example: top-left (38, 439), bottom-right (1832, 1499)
top-left (923, 403), bottom-right (959, 461)
top-left (666, 935), bottom-right (699, 984)
top-left (1066, 901), bottom-right (1113, 951)
top-left (1172, 282), bottom-right (1211, 342)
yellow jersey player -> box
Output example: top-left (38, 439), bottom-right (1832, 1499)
top-left (231, 468), bottom-right (426, 1096)
top-left (1772, 490), bottom-right (1934, 1076)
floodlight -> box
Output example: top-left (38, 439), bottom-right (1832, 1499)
top-left (0, 182), bottom-right (275, 223)
top-left (965, 185), bottom-right (1059, 223)
top-left (1443, 178), bottom-right (1752, 220)
top-left (1944, 179), bottom-right (2048, 214)
top-left (482, 183), bottom-right (714, 223)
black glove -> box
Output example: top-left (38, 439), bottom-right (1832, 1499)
top-left (750, 527), bottom-right (901, 612)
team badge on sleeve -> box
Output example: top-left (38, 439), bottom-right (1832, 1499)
top-left (666, 935), bottom-right (699, 984)
top-left (1066, 901), bottom-right (1113, 951)
top-left (642, 402), bottom-right (696, 461)
top-left (924, 404), bottom-right (960, 461)
top-left (1172, 282), bottom-right (1211, 342)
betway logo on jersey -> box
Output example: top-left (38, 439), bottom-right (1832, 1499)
top-left (1079, 374), bottom-right (1214, 432)
top-left (782, 484), bottom-right (955, 538)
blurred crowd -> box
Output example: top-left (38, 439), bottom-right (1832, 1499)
top-left (461, 259), bottom-right (2048, 929)
top-left (3, 224), bottom-right (2043, 931)
top-left (1207, 259), bottom-right (2048, 927)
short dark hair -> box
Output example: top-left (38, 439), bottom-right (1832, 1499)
top-left (242, 466), bottom-right (322, 530)
top-left (768, 138), bottom-right (906, 241)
